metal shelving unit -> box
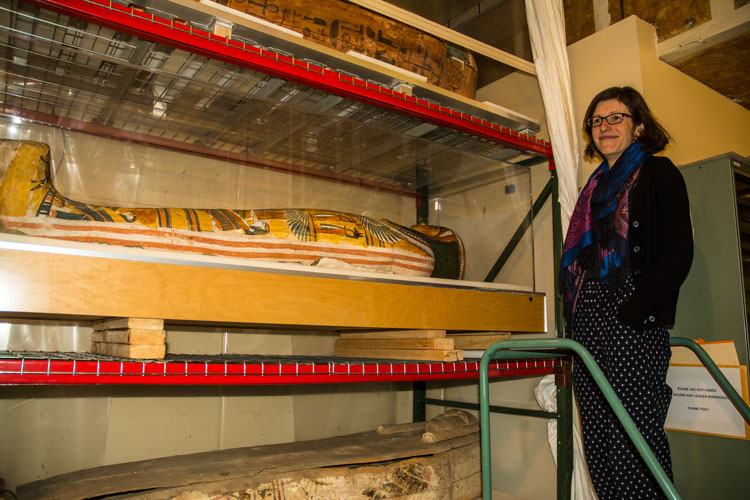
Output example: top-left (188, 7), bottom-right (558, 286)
top-left (0, 0), bottom-right (557, 383)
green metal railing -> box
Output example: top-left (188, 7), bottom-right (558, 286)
top-left (478, 337), bottom-right (750, 500)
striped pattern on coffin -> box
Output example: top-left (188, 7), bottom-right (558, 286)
top-left (0, 140), bottom-right (465, 278)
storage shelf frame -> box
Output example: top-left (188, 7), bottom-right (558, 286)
top-left (0, 351), bottom-right (560, 385)
top-left (1, 0), bottom-right (557, 386)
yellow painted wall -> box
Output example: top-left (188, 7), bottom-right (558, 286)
top-left (568, 15), bottom-right (750, 185)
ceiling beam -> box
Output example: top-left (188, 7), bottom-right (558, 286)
top-left (346, 0), bottom-right (536, 75)
top-left (659, 1), bottom-right (750, 64)
top-left (443, 0), bottom-right (506, 31)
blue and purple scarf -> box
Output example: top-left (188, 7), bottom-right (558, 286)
top-left (560, 143), bottom-right (648, 329)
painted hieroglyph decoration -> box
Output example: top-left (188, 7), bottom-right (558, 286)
top-left (221, 0), bottom-right (479, 99)
top-left (0, 140), bottom-right (465, 278)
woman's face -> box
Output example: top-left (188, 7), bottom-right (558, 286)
top-left (591, 98), bottom-right (640, 166)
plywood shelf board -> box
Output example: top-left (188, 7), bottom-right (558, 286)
top-left (0, 243), bottom-right (545, 333)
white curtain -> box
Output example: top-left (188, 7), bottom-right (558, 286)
top-left (525, 0), bottom-right (579, 235)
top-left (526, 2), bottom-right (596, 499)
top-left (535, 375), bottom-right (598, 500)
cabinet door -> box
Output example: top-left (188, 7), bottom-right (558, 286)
top-left (670, 154), bottom-right (750, 500)
top-left (674, 155), bottom-right (749, 371)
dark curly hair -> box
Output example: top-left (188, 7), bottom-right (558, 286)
top-left (583, 86), bottom-right (671, 161)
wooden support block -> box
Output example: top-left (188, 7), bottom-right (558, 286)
top-left (339, 330), bottom-right (446, 339)
top-left (334, 346), bottom-right (462, 362)
top-left (335, 338), bottom-right (454, 350)
top-left (93, 317), bottom-right (164, 331)
top-left (91, 328), bottom-right (166, 345)
top-left (447, 333), bottom-right (511, 350)
top-left (91, 342), bottom-right (166, 359)
top-left (212, 21), bottom-right (233, 39)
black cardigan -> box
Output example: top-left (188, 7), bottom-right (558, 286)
top-left (617, 155), bottom-right (694, 330)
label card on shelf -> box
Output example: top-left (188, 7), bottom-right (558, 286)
top-left (665, 364), bottom-right (749, 440)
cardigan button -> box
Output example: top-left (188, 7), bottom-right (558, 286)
top-left (648, 315), bottom-right (656, 322)
top-left (633, 246), bottom-right (640, 252)
top-left (632, 220), bottom-right (640, 228)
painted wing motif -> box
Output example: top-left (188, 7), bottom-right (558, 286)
top-left (286, 209), bottom-right (315, 242)
top-left (356, 215), bottom-right (403, 247)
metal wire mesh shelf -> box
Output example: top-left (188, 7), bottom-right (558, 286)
top-left (1, 0), bottom-right (552, 193)
top-left (0, 350), bottom-right (561, 385)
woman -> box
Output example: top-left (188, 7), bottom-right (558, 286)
top-left (560, 86), bottom-right (693, 499)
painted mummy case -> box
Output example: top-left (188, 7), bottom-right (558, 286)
top-left (0, 140), bottom-right (465, 279)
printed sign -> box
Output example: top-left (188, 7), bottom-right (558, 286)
top-left (665, 364), bottom-right (749, 439)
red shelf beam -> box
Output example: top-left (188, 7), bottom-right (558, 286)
top-left (0, 356), bottom-right (560, 385)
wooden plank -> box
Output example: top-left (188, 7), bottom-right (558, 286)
top-left (93, 317), bottom-right (164, 331)
top-left (0, 248), bottom-right (546, 332)
top-left (16, 427), bottom-right (478, 500)
top-left (335, 338), bottom-right (454, 350)
top-left (339, 330), bottom-right (446, 339)
top-left (90, 342), bottom-right (166, 359)
top-left (334, 346), bottom-right (463, 361)
top-left (610, 0), bottom-right (712, 42)
top-left (659, 2), bottom-right (750, 63)
top-left (447, 333), bottom-right (511, 350)
top-left (91, 329), bottom-right (166, 344)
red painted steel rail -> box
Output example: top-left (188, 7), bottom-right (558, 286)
top-left (0, 352), bottom-right (560, 385)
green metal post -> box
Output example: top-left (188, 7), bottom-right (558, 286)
top-left (413, 160), bottom-right (428, 423)
top-left (485, 177), bottom-right (553, 282)
top-left (422, 397), bottom-right (556, 418)
top-left (413, 381), bottom-right (427, 422)
top-left (550, 164), bottom-right (574, 498)
top-left (550, 167), bottom-right (564, 338)
top-left (416, 160), bottom-right (429, 225)
top-left (479, 351), bottom-right (494, 500)
top-left (555, 359), bottom-right (573, 500)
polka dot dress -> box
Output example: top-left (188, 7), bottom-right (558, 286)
top-left (572, 277), bottom-right (673, 500)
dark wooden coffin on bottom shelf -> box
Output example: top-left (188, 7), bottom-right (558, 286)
top-left (16, 410), bottom-right (480, 500)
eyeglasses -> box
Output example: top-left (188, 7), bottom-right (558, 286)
top-left (587, 112), bottom-right (632, 128)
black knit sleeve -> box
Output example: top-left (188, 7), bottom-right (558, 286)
top-left (617, 156), bottom-right (694, 329)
